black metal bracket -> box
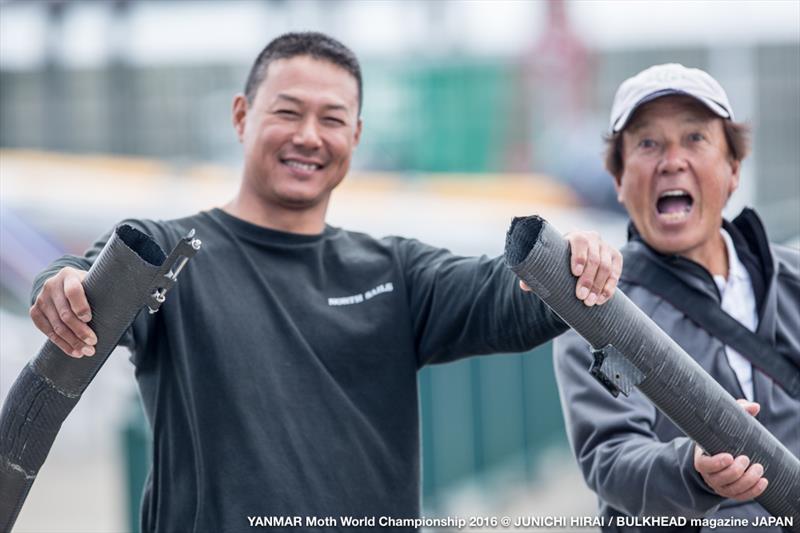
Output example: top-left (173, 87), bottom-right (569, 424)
top-left (147, 229), bottom-right (201, 314)
top-left (589, 344), bottom-right (645, 398)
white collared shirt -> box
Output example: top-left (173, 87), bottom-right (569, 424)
top-left (711, 229), bottom-right (759, 401)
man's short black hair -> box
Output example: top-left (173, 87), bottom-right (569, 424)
top-left (243, 32), bottom-right (363, 115)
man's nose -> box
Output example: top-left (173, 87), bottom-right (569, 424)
top-left (292, 117), bottom-right (323, 149)
top-left (658, 143), bottom-right (688, 175)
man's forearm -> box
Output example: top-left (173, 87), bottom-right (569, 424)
top-left (583, 437), bottom-right (723, 517)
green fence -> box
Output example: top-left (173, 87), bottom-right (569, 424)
top-left (419, 342), bottom-right (565, 506)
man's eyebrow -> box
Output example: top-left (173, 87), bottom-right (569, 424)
top-left (322, 103), bottom-right (349, 112)
top-left (274, 93), bottom-right (349, 112)
top-left (275, 93), bottom-right (303, 105)
top-left (626, 120), bottom-right (649, 133)
top-left (684, 115), bottom-right (713, 124)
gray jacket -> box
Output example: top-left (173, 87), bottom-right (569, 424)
top-left (553, 208), bottom-right (799, 532)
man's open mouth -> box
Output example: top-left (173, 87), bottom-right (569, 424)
top-left (656, 189), bottom-right (694, 219)
top-left (283, 159), bottom-right (322, 172)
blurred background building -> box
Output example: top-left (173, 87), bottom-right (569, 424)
top-left (1, 1), bottom-right (798, 531)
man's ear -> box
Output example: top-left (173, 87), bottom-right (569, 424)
top-left (613, 174), bottom-right (624, 203)
top-left (353, 118), bottom-right (363, 147)
top-left (727, 158), bottom-right (741, 200)
top-left (232, 94), bottom-right (249, 142)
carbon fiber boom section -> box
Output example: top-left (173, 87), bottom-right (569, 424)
top-left (504, 215), bottom-right (799, 529)
top-left (0, 225), bottom-right (199, 532)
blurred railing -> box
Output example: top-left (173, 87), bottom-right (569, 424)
top-left (3, 43), bottom-right (798, 237)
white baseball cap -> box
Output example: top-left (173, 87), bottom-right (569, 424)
top-left (609, 63), bottom-right (734, 134)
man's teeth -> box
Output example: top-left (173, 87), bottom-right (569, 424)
top-left (659, 189), bottom-right (688, 199)
top-left (285, 160), bottom-right (319, 171)
top-left (660, 210), bottom-right (690, 220)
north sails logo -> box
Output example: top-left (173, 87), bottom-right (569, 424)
top-left (328, 282), bottom-right (394, 306)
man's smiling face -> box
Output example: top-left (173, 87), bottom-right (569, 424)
top-left (616, 95), bottom-right (740, 262)
top-left (234, 55), bottom-right (362, 212)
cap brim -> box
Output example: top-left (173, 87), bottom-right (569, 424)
top-left (611, 89), bottom-right (732, 133)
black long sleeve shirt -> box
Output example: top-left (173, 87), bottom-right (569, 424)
top-left (33, 208), bottom-right (566, 532)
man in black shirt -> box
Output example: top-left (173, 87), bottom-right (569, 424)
top-left (29, 33), bottom-right (621, 532)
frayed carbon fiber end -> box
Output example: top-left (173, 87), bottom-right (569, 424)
top-left (504, 215), bottom-right (544, 270)
top-left (0, 364), bottom-right (80, 531)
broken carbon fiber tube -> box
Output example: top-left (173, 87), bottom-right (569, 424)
top-left (504, 215), bottom-right (799, 529)
top-left (0, 224), bottom-right (200, 532)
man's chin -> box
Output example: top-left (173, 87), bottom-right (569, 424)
top-left (275, 193), bottom-right (326, 210)
top-left (647, 234), bottom-right (699, 258)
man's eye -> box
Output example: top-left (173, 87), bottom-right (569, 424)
top-left (323, 117), bottom-right (345, 125)
top-left (275, 109), bottom-right (299, 117)
top-left (688, 132), bottom-right (705, 142)
top-left (638, 139), bottom-right (657, 149)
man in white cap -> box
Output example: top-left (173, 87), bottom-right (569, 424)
top-left (553, 63), bottom-right (799, 531)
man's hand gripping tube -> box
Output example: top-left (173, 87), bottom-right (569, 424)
top-left (504, 216), bottom-right (799, 529)
top-left (0, 225), bottom-right (200, 532)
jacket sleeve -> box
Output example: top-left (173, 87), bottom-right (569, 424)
top-left (30, 219), bottom-right (165, 353)
top-left (397, 238), bottom-right (567, 367)
top-left (553, 328), bottom-right (725, 517)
